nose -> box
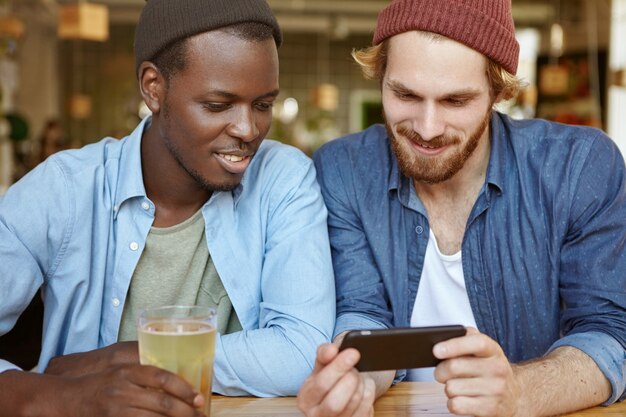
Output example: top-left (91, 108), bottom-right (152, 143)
top-left (413, 103), bottom-right (445, 141)
top-left (227, 106), bottom-right (260, 142)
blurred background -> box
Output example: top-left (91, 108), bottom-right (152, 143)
top-left (0, 0), bottom-right (626, 371)
top-left (0, 0), bottom-right (625, 192)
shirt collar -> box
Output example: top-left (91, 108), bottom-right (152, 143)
top-left (387, 138), bottom-right (402, 194)
top-left (115, 116), bottom-right (151, 210)
top-left (485, 112), bottom-right (507, 195)
top-left (384, 134), bottom-right (422, 211)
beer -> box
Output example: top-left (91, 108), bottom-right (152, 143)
top-left (138, 307), bottom-right (216, 415)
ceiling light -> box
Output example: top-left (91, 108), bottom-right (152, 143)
top-left (58, 2), bottom-right (109, 42)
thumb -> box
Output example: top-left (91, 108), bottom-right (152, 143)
top-left (313, 343), bottom-right (339, 372)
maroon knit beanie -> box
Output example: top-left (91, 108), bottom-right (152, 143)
top-left (373, 0), bottom-right (519, 75)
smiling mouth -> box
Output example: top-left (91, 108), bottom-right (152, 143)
top-left (415, 142), bottom-right (437, 149)
top-left (405, 138), bottom-right (449, 157)
top-left (217, 153), bottom-right (248, 162)
top-left (214, 152), bottom-right (253, 175)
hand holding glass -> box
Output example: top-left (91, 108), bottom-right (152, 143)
top-left (138, 305), bottom-right (217, 415)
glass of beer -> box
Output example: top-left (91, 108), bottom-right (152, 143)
top-left (138, 305), bottom-right (217, 416)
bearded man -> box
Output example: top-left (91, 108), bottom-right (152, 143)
top-left (297, 0), bottom-right (626, 416)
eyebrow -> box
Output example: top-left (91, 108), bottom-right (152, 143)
top-left (384, 79), bottom-right (482, 100)
top-left (207, 89), bottom-right (280, 100)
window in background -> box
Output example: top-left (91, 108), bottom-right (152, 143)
top-left (608, 0), bottom-right (626, 151)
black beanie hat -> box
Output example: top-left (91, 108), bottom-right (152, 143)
top-left (134, 0), bottom-right (282, 77)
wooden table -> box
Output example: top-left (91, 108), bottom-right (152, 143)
top-left (211, 382), bottom-right (626, 416)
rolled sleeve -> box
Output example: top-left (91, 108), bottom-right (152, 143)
top-left (548, 331), bottom-right (626, 404)
top-left (555, 133), bottom-right (626, 405)
top-left (209, 143), bottom-right (335, 396)
top-left (0, 360), bottom-right (21, 373)
top-left (333, 313), bottom-right (388, 340)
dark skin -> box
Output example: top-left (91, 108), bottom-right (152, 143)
top-left (0, 30), bottom-right (279, 417)
top-left (140, 30), bottom-right (278, 227)
top-left (2, 359), bottom-right (203, 417)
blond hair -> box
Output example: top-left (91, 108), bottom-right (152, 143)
top-left (352, 39), bottom-right (523, 102)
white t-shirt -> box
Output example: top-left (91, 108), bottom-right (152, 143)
top-left (407, 230), bottom-right (477, 381)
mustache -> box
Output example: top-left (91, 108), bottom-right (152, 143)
top-left (395, 125), bottom-right (460, 148)
top-left (222, 141), bottom-right (256, 154)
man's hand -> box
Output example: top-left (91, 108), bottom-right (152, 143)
top-left (2, 364), bottom-right (205, 417)
top-left (45, 342), bottom-right (140, 377)
top-left (297, 343), bottom-right (376, 417)
top-left (60, 364), bottom-right (205, 417)
top-left (433, 327), bottom-right (524, 417)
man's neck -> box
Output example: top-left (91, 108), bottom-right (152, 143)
top-left (140, 124), bottom-right (211, 228)
top-left (413, 131), bottom-right (491, 255)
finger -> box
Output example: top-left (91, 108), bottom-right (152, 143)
top-left (435, 357), bottom-right (488, 381)
top-left (313, 343), bottom-right (340, 372)
top-left (350, 377), bottom-right (376, 417)
top-left (443, 376), bottom-right (507, 398)
top-left (447, 395), bottom-right (499, 417)
top-left (124, 389), bottom-right (205, 417)
top-left (464, 326), bottom-right (479, 335)
top-left (70, 368), bottom-right (205, 417)
top-left (314, 369), bottom-right (362, 417)
top-left (435, 356), bottom-right (511, 383)
top-left (335, 375), bottom-right (365, 417)
top-left (123, 365), bottom-right (201, 406)
top-left (298, 349), bottom-right (361, 410)
top-left (314, 348), bottom-right (360, 390)
top-left (434, 332), bottom-right (502, 360)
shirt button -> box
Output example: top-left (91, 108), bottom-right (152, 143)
top-left (113, 205), bottom-right (118, 213)
top-left (415, 226), bottom-right (424, 234)
top-left (141, 202), bottom-right (150, 210)
top-left (112, 298), bottom-right (120, 307)
top-left (129, 241), bottom-right (139, 251)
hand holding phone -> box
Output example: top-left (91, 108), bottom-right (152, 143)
top-left (338, 325), bottom-right (467, 372)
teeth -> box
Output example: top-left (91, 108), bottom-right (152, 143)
top-left (220, 154), bottom-right (245, 162)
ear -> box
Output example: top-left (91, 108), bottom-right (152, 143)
top-left (138, 61), bottom-right (166, 114)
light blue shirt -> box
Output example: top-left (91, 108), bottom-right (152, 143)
top-left (0, 117), bottom-right (335, 396)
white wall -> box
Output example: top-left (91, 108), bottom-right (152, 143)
top-left (0, 6), bottom-right (59, 193)
top-left (16, 7), bottom-right (60, 148)
top-left (608, 0), bottom-right (626, 154)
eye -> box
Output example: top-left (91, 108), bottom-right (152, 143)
top-left (203, 102), bottom-right (232, 112)
top-left (395, 91), bottom-right (415, 101)
top-left (445, 98), bottom-right (468, 107)
top-left (254, 101), bottom-right (274, 112)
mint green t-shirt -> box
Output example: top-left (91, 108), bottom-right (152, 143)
top-left (118, 209), bottom-right (242, 341)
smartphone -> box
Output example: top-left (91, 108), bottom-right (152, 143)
top-left (338, 325), bottom-right (467, 372)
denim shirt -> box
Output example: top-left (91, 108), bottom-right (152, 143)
top-left (0, 117), bottom-right (336, 396)
top-left (313, 112), bottom-right (626, 404)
